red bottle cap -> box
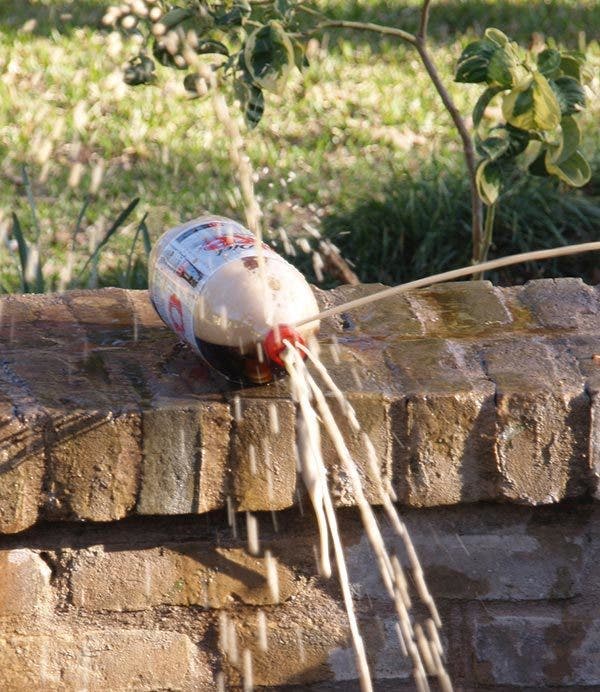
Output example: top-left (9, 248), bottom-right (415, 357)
top-left (263, 325), bottom-right (307, 366)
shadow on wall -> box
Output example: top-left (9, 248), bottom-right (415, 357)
top-left (318, 166), bottom-right (600, 288)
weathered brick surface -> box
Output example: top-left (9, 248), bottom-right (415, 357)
top-left (0, 397), bottom-right (45, 533)
top-left (0, 629), bottom-right (200, 691)
top-left (481, 337), bottom-right (589, 503)
top-left (45, 412), bottom-right (141, 522)
top-left (473, 614), bottom-right (600, 686)
top-left (230, 398), bottom-right (298, 511)
top-left (516, 278), bottom-right (600, 332)
top-left (137, 402), bottom-right (231, 515)
top-left (389, 339), bottom-right (497, 506)
top-left (69, 543), bottom-right (297, 611)
top-left (0, 549), bottom-right (53, 617)
top-left (409, 280), bottom-right (513, 338)
top-left (346, 521), bottom-right (584, 602)
top-left (0, 503), bottom-right (599, 689)
top-left (1, 280), bottom-right (600, 522)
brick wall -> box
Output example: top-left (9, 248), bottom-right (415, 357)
top-left (2, 280), bottom-right (600, 689)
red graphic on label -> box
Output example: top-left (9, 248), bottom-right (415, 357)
top-left (203, 234), bottom-right (270, 252)
top-left (168, 294), bottom-right (185, 335)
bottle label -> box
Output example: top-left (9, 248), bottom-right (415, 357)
top-left (150, 217), bottom-right (276, 353)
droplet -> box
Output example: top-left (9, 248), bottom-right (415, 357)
top-left (246, 512), bottom-right (259, 556)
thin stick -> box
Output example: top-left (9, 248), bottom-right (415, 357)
top-left (293, 241), bottom-right (600, 328)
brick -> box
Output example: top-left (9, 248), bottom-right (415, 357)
top-left (0, 549), bottom-right (53, 617)
top-left (0, 629), bottom-right (199, 691)
top-left (347, 524), bottom-right (583, 602)
top-left (325, 283), bottom-right (424, 339)
top-left (482, 337), bottom-right (589, 503)
top-left (0, 293), bottom-right (84, 351)
top-left (69, 543), bottom-right (297, 611)
top-left (389, 339), bottom-right (497, 505)
top-left (474, 615), bottom-right (600, 686)
top-left (137, 402), bottom-right (231, 515)
top-left (410, 280), bottom-right (512, 338)
top-left (230, 398), bottom-right (298, 511)
top-left (517, 278), bottom-right (600, 332)
top-left (320, 394), bottom-right (392, 505)
top-left (3, 281), bottom-right (600, 528)
top-left (221, 585), bottom-right (349, 688)
top-left (589, 377), bottom-right (600, 500)
top-left (329, 616), bottom-right (412, 681)
top-left (45, 412), bottom-right (141, 521)
top-left (197, 401), bottom-right (232, 512)
top-left (0, 397), bottom-right (45, 533)
top-left (68, 629), bottom-right (199, 691)
top-left (0, 634), bottom-right (64, 690)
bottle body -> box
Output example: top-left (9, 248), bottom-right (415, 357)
top-left (148, 215), bottom-right (319, 383)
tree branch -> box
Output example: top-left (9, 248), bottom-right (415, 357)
top-left (418, 0), bottom-right (432, 42)
top-left (313, 20), bottom-right (416, 46)
top-left (413, 41), bottom-right (483, 262)
top-left (312, 4), bottom-right (484, 262)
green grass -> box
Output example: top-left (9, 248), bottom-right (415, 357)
top-left (1, 0), bottom-right (599, 292)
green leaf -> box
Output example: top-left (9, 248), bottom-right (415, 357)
top-left (503, 73), bottom-right (560, 131)
top-left (196, 40), bottom-right (229, 56)
top-left (472, 86), bottom-right (504, 128)
top-left (484, 28), bottom-right (509, 46)
top-left (505, 124), bottom-right (531, 157)
top-left (455, 39), bottom-right (496, 83)
top-left (545, 150), bottom-right (591, 187)
top-left (125, 55), bottom-right (156, 84)
top-left (235, 78), bottom-right (265, 128)
top-left (476, 159), bottom-right (502, 205)
top-left (487, 45), bottom-right (516, 88)
top-left (215, 0), bottom-right (251, 28)
top-left (559, 50), bottom-right (585, 80)
top-left (11, 212), bottom-right (29, 293)
top-left (537, 49), bottom-right (561, 78)
top-left (78, 198), bottom-right (140, 279)
top-left (477, 134), bottom-right (510, 161)
top-left (531, 73), bottom-right (561, 130)
top-left (291, 38), bottom-right (309, 71)
top-left (528, 150), bottom-right (551, 177)
top-left (245, 85), bottom-right (265, 129)
top-left (274, 0), bottom-right (295, 21)
top-left (159, 7), bottom-right (193, 30)
top-left (548, 116), bottom-right (581, 165)
top-left (244, 21), bottom-right (295, 94)
top-left (549, 76), bottom-right (585, 116)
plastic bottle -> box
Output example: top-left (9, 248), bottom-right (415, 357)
top-left (148, 215), bottom-right (320, 384)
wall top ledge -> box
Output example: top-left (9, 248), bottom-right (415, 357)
top-left (2, 278), bottom-right (600, 533)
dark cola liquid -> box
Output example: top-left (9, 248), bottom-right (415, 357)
top-left (194, 337), bottom-right (285, 386)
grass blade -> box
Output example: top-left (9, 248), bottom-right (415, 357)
top-left (71, 194), bottom-right (91, 246)
top-left (124, 212), bottom-right (147, 288)
top-left (78, 197), bottom-right (140, 279)
top-left (21, 165), bottom-right (42, 242)
top-left (21, 165), bottom-right (44, 292)
top-left (140, 217), bottom-right (152, 256)
top-left (11, 212), bottom-right (30, 293)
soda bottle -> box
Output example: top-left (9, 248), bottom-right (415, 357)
top-left (148, 215), bottom-right (320, 384)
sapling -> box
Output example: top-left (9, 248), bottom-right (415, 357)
top-left (105, 1), bottom-right (594, 275)
top-left (455, 28), bottom-right (592, 272)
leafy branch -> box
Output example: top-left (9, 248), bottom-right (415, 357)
top-left (106, 0), bottom-right (592, 275)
